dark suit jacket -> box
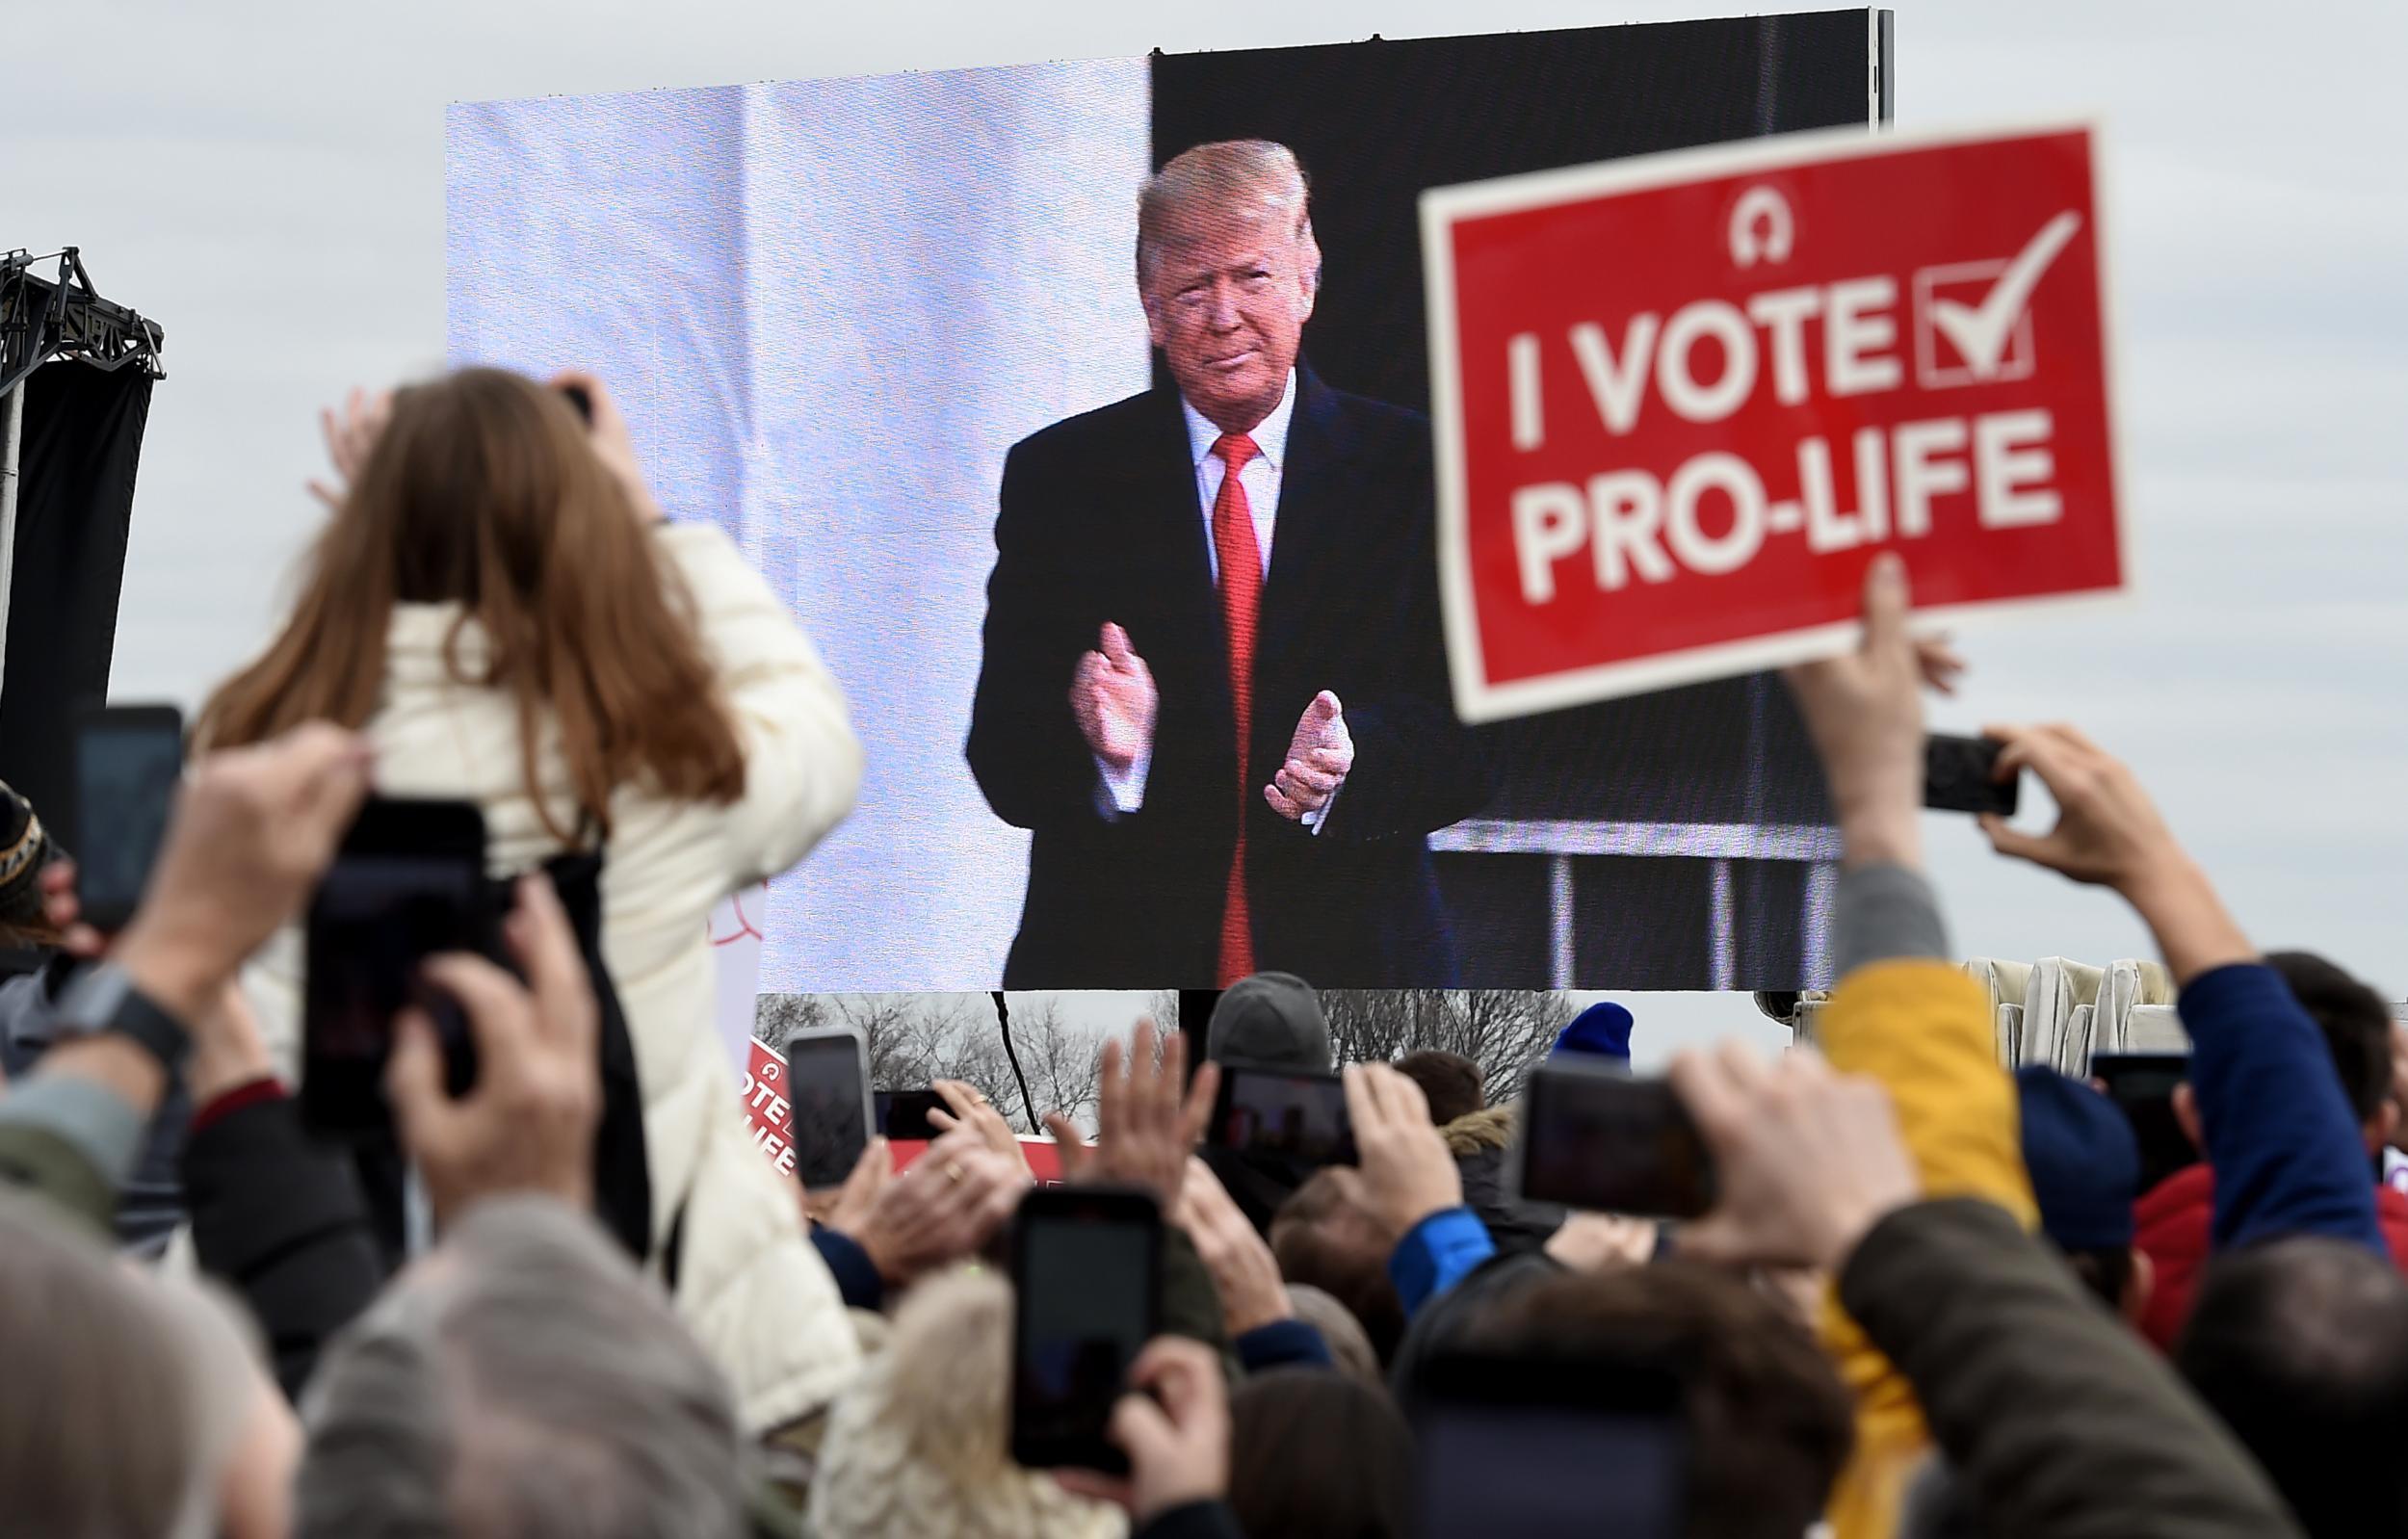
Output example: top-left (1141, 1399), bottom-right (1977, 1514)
top-left (966, 369), bottom-right (1491, 987)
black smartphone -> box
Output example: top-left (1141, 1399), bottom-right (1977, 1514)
top-left (877, 1088), bottom-right (948, 1142)
top-left (558, 381), bottom-right (593, 424)
top-left (301, 798), bottom-right (493, 1141)
top-left (1924, 733), bottom-right (2020, 817)
top-left (70, 703), bottom-right (186, 933)
top-left (2091, 1053), bottom-right (2197, 1195)
top-left (1515, 1063), bottom-right (1715, 1218)
top-left (786, 1028), bottom-right (873, 1188)
top-left (1413, 1349), bottom-right (1688, 1538)
top-left (1206, 1060), bottom-right (1355, 1166)
top-left (1010, 1186), bottom-right (1162, 1473)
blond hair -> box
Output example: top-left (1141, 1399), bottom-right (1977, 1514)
top-left (1137, 139), bottom-right (1322, 296)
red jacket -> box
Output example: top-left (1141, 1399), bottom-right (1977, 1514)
top-left (2133, 1161), bottom-right (2408, 1351)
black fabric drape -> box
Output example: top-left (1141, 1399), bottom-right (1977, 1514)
top-left (0, 362), bottom-right (152, 836)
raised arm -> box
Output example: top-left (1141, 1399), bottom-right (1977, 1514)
top-left (1982, 724), bottom-right (2382, 1255)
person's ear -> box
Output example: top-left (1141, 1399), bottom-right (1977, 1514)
top-left (2122, 1245), bottom-right (2155, 1328)
top-left (1141, 290), bottom-right (1169, 352)
top-left (2370, 1099), bottom-right (2401, 1158)
top-left (2171, 1083), bottom-right (2205, 1155)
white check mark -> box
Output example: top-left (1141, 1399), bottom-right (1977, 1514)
top-left (1930, 211), bottom-right (2082, 378)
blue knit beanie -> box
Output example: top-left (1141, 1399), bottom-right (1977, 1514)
top-left (1554, 1002), bottom-right (1635, 1061)
top-left (2015, 1065), bottom-right (2140, 1252)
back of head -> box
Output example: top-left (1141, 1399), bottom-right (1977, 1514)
top-left (1208, 972), bottom-right (1332, 1070)
top-left (809, 1266), bottom-right (1121, 1539)
top-left (198, 367), bottom-right (745, 838)
top-left (1285, 1283), bottom-right (1384, 1389)
top-left (299, 1196), bottom-right (746, 1539)
top-left (2178, 1237), bottom-right (2408, 1537)
top-left (1229, 1368), bottom-right (1412, 1539)
top-left (1553, 1001), bottom-right (1635, 1063)
top-left (0, 1187), bottom-right (214, 1539)
top-left (1270, 1168), bottom-right (1407, 1363)
top-left (2014, 1066), bottom-right (2141, 1309)
top-left (1397, 1050), bottom-right (1484, 1128)
top-left (1445, 1263), bottom-right (1853, 1539)
top-left (2264, 951), bottom-right (2395, 1130)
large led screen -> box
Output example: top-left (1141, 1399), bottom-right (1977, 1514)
top-left (447, 12), bottom-right (1883, 991)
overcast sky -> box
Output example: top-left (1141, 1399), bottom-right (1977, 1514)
top-left (12, 0), bottom-right (2404, 1062)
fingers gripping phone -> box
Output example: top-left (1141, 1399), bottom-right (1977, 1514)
top-left (1206, 1061), bottom-right (1356, 1167)
top-left (1924, 732), bottom-right (2021, 817)
top-left (785, 1027), bottom-right (873, 1188)
top-left (70, 703), bottom-right (186, 933)
top-left (1514, 1063), bottom-right (1716, 1219)
top-left (1010, 1187), bottom-right (1163, 1473)
top-left (301, 798), bottom-right (496, 1140)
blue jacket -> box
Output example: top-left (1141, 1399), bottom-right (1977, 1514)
top-left (2183, 963), bottom-right (2383, 1254)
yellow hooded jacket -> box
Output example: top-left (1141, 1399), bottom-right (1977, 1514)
top-left (1816, 960), bottom-right (2039, 1539)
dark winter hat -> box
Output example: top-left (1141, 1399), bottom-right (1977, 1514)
top-left (1207, 972), bottom-right (1333, 1071)
top-left (1554, 1002), bottom-right (1635, 1061)
top-left (2015, 1065), bottom-right (2140, 1253)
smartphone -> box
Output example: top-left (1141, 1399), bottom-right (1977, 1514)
top-left (70, 703), bottom-right (186, 933)
top-left (301, 799), bottom-right (494, 1140)
top-left (1206, 1060), bottom-right (1355, 1166)
top-left (558, 381), bottom-right (593, 424)
top-left (877, 1088), bottom-right (948, 1142)
top-left (1924, 733), bottom-right (2020, 817)
top-left (1010, 1186), bottom-right (1162, 1473)
top-left (1413, 1349), bottom-right (1687, 1538)
top-left (2091, 1053), bottom-right (2198, 1195)
top-left (1514, 1063), bottom-right (1715, 1218)
top-left (786, 1027), bottom-right (873, 1188)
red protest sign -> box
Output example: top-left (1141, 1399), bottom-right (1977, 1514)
top-left (1421, 121), bottom-right (2126, 721)
top-left (741, 1037), bottom-right (1071, 1184)
top-left (741, 1037), bottom-right (799, 1179)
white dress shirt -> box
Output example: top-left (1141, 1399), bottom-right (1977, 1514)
top-left (1094, 373), bottom-right (1328, 830)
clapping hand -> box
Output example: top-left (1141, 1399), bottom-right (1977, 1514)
top-left (1072, 623), bottom-right (1158, 772)
top-left (1265, 690), bottom-right (1353, 822)
top-left (832, 1128), bottom-right (1024, 1285)
top-left (928, 1077), bottom-right (1033, 1179)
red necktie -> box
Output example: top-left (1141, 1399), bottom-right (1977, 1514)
top-left (1211, 433), bottom-right (1263, 986)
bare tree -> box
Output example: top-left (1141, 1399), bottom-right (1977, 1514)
top-left (1011, 997), bottom-right (1106, 1131)
top-left (1315, 990), bottom-right (1577, 1104)
top-left (1145, 990), bottom-right (1182, 1033)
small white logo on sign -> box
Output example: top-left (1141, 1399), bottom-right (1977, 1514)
top-left (1729, 185), bottom-right (1794, 269)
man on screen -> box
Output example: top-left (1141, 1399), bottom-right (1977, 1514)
top-left (968, 140), bottom-right (1490, 987)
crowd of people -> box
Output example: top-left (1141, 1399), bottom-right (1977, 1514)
top-left (0, 362), bottom-right (2401, 1539)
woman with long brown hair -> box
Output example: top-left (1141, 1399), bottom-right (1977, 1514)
top-left (200, 367), bottom-right (865, 1430)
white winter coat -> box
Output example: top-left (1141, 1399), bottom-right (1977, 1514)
top-left (239, 521), bottom-right (866, 1431)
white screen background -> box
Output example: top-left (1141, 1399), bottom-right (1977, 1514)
top-left (447, 60), bottom-right (1150, 990)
